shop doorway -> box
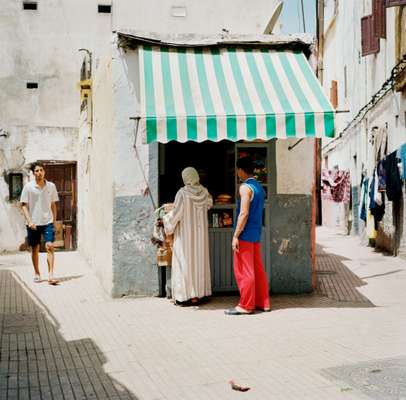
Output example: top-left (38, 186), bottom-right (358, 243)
top-left (41, 161), bottom-right (77, 251)
top-left (158, 140), bottom-right (276, 294)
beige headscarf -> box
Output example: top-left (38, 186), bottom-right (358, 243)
top-left (182, 167), bottom-right (204, 195)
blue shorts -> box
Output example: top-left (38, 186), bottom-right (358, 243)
top-left (26, 223), bottom-right (55, 247)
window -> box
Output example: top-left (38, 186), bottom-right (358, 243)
top-left (385, 0), bottom-right (406, 6)
top-left (23, 1), bottom-right (37, 10)
top-left (361, 15), bottom-right (380, 56)
top-left (8, 173), bottom-right (23, 201)
top-left (98, 4), bottom-right (111, 13)
top-left (373, 0), bottom-right (386, 39)
top-left (26, 82), bottom-right (38, 89)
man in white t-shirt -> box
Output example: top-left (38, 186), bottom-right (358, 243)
top-left (20, 162), bottom-right (59, 285)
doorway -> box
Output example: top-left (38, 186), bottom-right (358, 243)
top-left (41, 161), bottom-right (77, 251)
top-left (158, 140), bottom-right (276, 294)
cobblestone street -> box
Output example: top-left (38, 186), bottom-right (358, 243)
top-left (0, 227), bottom-right (405, 400)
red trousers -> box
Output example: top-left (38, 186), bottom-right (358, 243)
top-left (234, 240), bottom-right (270, 311)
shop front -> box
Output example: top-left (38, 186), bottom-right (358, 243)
top-left (135, 35), bottom-right (336, 294)
top-left (159, 140), bottom-right (276, 292)
top-left (78, 31), bottom-right (336, 297)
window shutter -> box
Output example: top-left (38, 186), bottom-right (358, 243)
top-left (361, 16), bottom-right (371, 56)
top-left (373, 0), bottom-right (386, 38)
top-left (361, 15), bottom-right (380, 56)
top-left (385, 0), bottom-right (406, 7)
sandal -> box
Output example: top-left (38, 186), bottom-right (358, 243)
top-left (224, 307), bottom-right (252, 315)
top-left (34, 275), bottom-right (41, 283)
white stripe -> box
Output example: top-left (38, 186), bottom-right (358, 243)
top-left (202, 49), bottom-right (227, 139)
top-left (221, 49), bottom-right (246, 116)
top-left (151, 47), bottom-right (167, 142)
top-left (187, 49), bottom-right (212, 142)
top-left (236, 49), bottom-right (267, 115)
top-left (314, 112), bottom-right (326, 138)
top-left (186, 49), bottom-right (206, 117)
top-left (287, 52), bottom-right (325, 113)
top-left (168, 48), bottom-right (186, 118)
top-left (221, 49), bottom-right (248, 139)
top-left (196, 116), bottom-right (207, 142)
top-left (271, 51), bottom-right (306, 137)
top-left (275, 114), bottom-right (286, 139)
top-left (167, 49), bottom-right (187, 142)
top-left (255, 50), bottom-right (286, 138)
top-left (256, 115), bottom-right (267, 140)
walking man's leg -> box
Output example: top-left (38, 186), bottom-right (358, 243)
top-left (253, 243), bottom-right (271, 311)
top-left (233, 240), bottom-right (255, 312)
top-left (31, 244), bottom-right (40, 280)
top-left (44, 223), bottom-right (58, 285)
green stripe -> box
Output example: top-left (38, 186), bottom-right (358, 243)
top-left (227, 49), bottom-right (256, 140)
top-left (280, 52), bottom-right (315, 137)
top-left (177, 49), bottom-right (197, 141)
top-left (160, 48), bottom-right (177, 141)
top-left (142, 46), bottom-right (157, 143)
top-left (245, 50), bottom-right (276, 138)
top-left (261, 50), bottom-right (296, 137)
top-left (324, 112), bottom-right (335, 137)
top-left (211, 48), bottom-right (237, 141)
top-left (293, 52), bottom-right (335, 137)
top-left (194, 49), bottom-right (217, 141)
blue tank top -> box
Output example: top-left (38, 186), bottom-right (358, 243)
top-left (236, 178), bottom-right (265, 243)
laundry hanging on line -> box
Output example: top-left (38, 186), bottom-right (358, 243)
top-left (321, 169), bottom-right (351, 204)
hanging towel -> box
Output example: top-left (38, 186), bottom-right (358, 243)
top-left (359, 176), bottom-right (369, 222)
top-left (377, 160), bottom-right (386, 192)
top-left (383, 151), bottom-right (402, 201)
top-left (397, 143), bottom-right (406, 180)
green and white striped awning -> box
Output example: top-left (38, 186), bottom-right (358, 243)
top-left (139, 45), bottom-right (335, 143)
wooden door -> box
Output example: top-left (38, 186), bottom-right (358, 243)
top-left (42, 162), bottom-right (77, 250)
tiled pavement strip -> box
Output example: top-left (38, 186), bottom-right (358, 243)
top-left (0, 227), bottom-right (405, 400)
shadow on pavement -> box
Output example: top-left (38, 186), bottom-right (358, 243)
top-left (196, 245), bottom-right (375, 311)
top-left (0, 270), bottom-right (139, 400)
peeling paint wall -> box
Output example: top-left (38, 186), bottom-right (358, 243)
top-left (0, 0), bottom-right (114, 252)
top-left (0, 126), bottom-right (77, 252)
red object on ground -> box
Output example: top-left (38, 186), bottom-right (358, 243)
top-left (229, 380), bottom-right (250, 392)
top-left (233, 240), bottom-right (270, 311)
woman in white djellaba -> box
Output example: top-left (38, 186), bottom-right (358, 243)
top-left (163, 167), bottom-right (213, 306)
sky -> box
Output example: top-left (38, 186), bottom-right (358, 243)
top-left (279, 0), bottom-right (316, 34)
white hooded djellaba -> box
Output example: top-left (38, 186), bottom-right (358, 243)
top-left (163, 167), bottom-right (213, 302)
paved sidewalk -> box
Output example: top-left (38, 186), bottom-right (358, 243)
top-left (1, 227), bottom-right (405, 400)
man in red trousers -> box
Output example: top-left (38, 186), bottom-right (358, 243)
top-left (225, 156), bottom-right (271, 315)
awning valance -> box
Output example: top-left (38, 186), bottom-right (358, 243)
top-left (139, 45), bottom-right (335, 143)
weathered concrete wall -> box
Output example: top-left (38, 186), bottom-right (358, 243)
top-left (0, 126), bottom-right (77, 252)
top-left (113, 0), bottom-right (279, 35)
top-left (109, 43), bottom-right (159, 297)
top-left (276, 138), bottom-right (314, 195)
top-left (269, 194), bottom-right (313, 293)
top-left (77, 54), bottom-right (114, 295)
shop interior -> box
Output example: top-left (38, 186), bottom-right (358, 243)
top-left (158, 140), bottom-right (275, 294)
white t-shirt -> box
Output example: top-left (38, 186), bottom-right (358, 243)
top-left (20, 180), bottom-right (59, 226)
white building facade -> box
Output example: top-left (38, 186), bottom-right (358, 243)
top-left (319, 0), bottom-right (406, 256)
top-left (0, 0), bottom-right (281, 253)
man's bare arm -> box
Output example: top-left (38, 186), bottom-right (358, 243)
top-left (234, 185), bottom-right (252, 239)
top-left (51, 202), bottom-right (57, 226)
top-left (21, 203), bottom-right (35, 229)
